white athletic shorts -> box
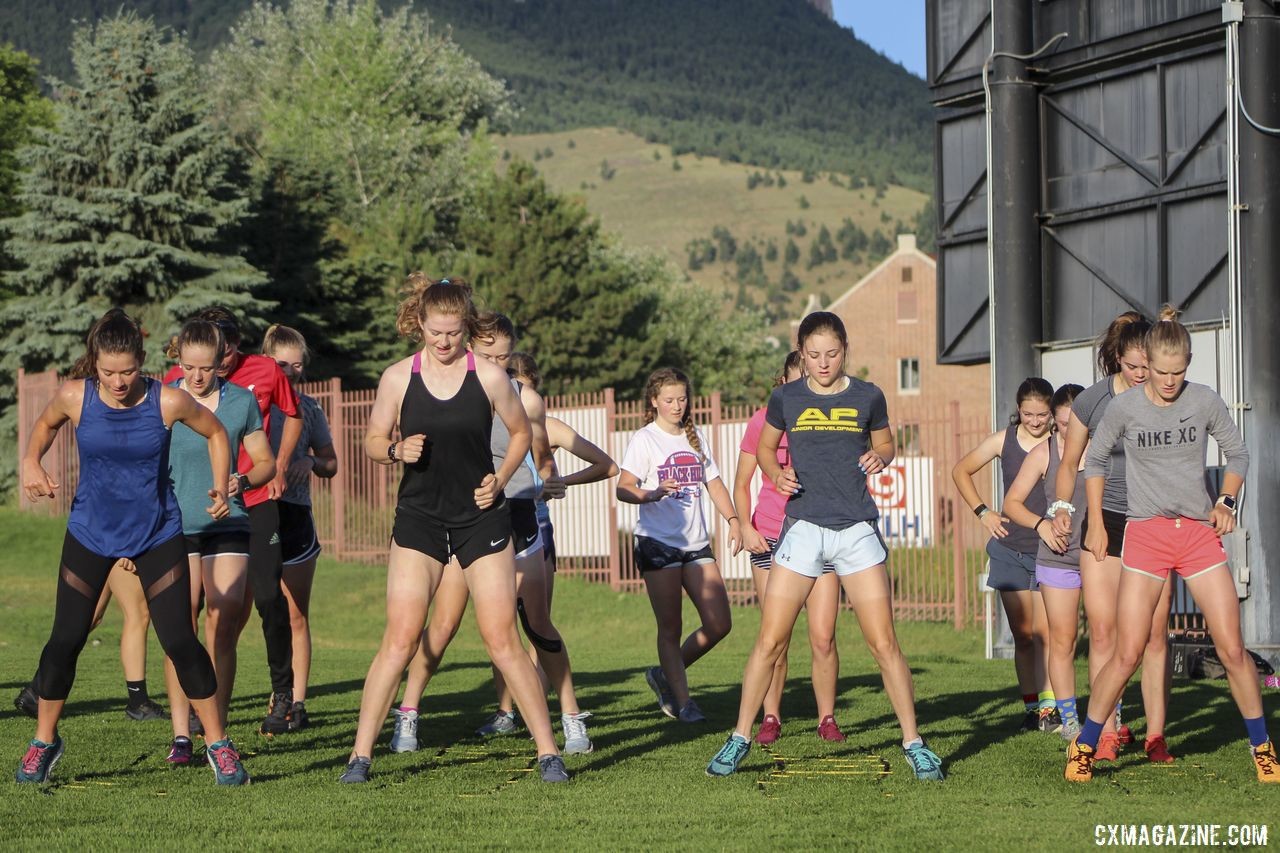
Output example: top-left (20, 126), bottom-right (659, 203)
top-left (774, 517), bottom-right (887, 578)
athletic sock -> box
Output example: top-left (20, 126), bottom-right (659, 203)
top-left (903, 737), bottom-right (923, 750)
top-left (1078, 718), bottom-right (1104, 750)
top-left (1022, 693), bottom-right (1038, 712)
top-left (399, 705), bottom-right (417, 715)
top-left (1056, 696), bottom-right (1079, 729)
top-left (126, 679), bottom-right (149, 709)
top-left (1038, 690), bottom-right (1056, 711)
top-left (1244, 716), bottom-right (1269, 748)
top-left (1114, 700), bottom-right (1123, 727)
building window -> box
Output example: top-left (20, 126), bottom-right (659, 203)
top-left (902, 265), bottom-right (913, 283)
top-left (896, 423), bottom-right (921, 455)
top-left (898, 357), bottom-right (920, 394)
top-left (897, 290), bottom-right (918, 323)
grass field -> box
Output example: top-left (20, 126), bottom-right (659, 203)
top-left (1, 507), bottom-right (1275, 850)
top-left (500, 128), bottom-right (930, 332)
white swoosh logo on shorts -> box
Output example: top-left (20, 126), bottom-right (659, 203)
top-left (490, 538), bottom-right (506, 547)
top-left (525, 534), bottom-right (538, 544)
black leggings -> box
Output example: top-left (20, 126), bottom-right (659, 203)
top-left (247, 500), bottom-right (294, 693)
top-left (35, 531), bottom-right (216, 702)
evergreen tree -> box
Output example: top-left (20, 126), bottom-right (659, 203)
top-left (0, 45), bottom-right (54, 274)
top-left (0, 14), bottom-right (266, 375)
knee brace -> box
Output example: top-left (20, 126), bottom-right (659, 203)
top-left (516, 597), bottom-right (562, 654)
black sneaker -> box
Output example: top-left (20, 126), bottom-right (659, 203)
top-left (260, 691), bottom-right (296, 735)
top-left (1018, 709), bottom-right (1039, 733)
top-left (125, 699), bottom-right (166, 721)
top-left (1038, 707), bottom-right (1063, 734)
top-left (291, 701), bottom-right (309, 730)
top-left (13, 685), bottom-right (38, 719)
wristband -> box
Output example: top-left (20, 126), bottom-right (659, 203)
top-left (1034, 518), bottom-right (1046, 533)
top-left (1048, 499), bottom-right (1076, 516)
top-left (973, 503), bottom-right (989, 518)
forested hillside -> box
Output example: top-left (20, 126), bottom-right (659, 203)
top-left (0, 0), bottom-right (933, 188)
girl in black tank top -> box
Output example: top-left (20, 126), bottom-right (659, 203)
top-left (397, 350), bottom-right (498, 525)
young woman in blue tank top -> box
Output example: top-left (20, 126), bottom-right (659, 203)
top-left (1003, 384), bottom-right (1087, 741)
top-left (389, 316), bottom-right (596, 756)
top-left (339, 276), bottom-right (566, 784)
top-left (1050, 311), bottom-right (1174, 764)
top-left (951, 378), bottom-right (1057, 733)
top-left (15, 309), bottom-right (248, 786)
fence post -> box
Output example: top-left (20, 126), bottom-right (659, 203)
top-left (605, 387), bottom-right (621, 591)
top-left (949, 400), bottom-right (967, 629)
top-left (329, 377), bottom-right (347, 561)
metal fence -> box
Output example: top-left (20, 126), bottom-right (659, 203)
top-left (16, 370), bottom-right (999, 627)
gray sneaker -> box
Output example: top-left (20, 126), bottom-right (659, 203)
top-left (1060, 719), bottom-right (1082, 742)
top-left (678, 699), bottom-right (707, 723)
top-left (538, 754), bottom-right (570, 782)
top-left (645, 666), bottom-right (678, 718)
top-left (562, 711), bottom-right (594, 755)
top-left (338, 756), bottom-right (371, 784)
top-left (476, 709), bottom-right (517, 737)
top-left (389, 708), bottom-right (419, 753)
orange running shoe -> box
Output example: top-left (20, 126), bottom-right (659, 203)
top-left (1065, 736), bottom-right (1096, 783)
top-left (1144, 735), bottom-right (1175, 764)
top-left (1095, 732), bottom-right (1121, 762)
top-left (1253, 740), bottom-right (1279, 784)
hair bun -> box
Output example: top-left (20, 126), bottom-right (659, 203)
top-left (1157, 303), bottom-right (1181, 323)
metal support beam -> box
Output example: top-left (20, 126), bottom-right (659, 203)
top-left (1238, 0), bottom-right (1280, 659)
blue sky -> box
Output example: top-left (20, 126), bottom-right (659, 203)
top-left (832, 1), bottom-right (927, 79)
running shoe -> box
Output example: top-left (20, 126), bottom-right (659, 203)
top-left (1037, 707), bottom-right (1063, 734)
top-left (291, 701), bottom-right (310, 730)
top-left (903, 742), bottom-right (945, 781)
top-left (13, 685), bottom-right (37, 720)
top-left (14, 736), bottom-right (63, 784)
top-left (125, 699), bottom-right (166, 722)
top-left (562, 712), bottom-right (593, 755)
top-left (260, 691), bottom-right (296, 735)
top-left (706, 734), bottom-right (750, 777)
top-left (1252, 740), bottom-right (1278, 784)
top-left (1117, 724), bottom-right (1134, 745)
top-left (1017, 709), bottom-right (1039, 733)
top-left (475, 710), bottom-right (517, 737)
top-left (678, 699), bottom-right (706, 723)
top-left (1059, 719), bottom-right (1082, 742)
top-left (1095, 732), bottom-right (1121, 762)
top-left (1065, 735), bottom-right (1095, 783)
top-left (1144, 735), bottom-right (1175, 764)
top-left (206, 738), bottom-right (249, 786)
top-left (538, 754), bottom-right (570, 783)
top-left (755, 714), bottom-right (781, 745)
top-left (166, 737), bottom-right (194, 766)
top-left (644, 666), bottom-right (678, 719)
top-left (817, 715), bottom-right (847, 742)
top-left (389, 708), bottom-right (419, 753)
top-left (189, 710), bottom-right (204, 737)
top-left (338, 756), bottom-right (371, 784)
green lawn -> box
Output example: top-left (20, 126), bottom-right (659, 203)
top-left (0, 508), bottom-right (1274, 850)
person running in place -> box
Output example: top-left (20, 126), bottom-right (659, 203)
top-left (1064, 307), bottom-right (1274, 784)
top-left (162, 320), bottom-right (276, 765)
top-left (339, 276), bottom-right (566, 784)
top-left (262, 324), bottom-right (338, 730)
top-left (389, 312), bottom-right (592, 755)
top-left (617, 367), bottom-right (738, 724)
top-left (952, 378), bottom-right (1058, 733)
top-left (706, 311), bottom-right (943, 780)
top-left (163, 307), bottom-right (303, 735)
top-left (1002, 383), bottom-right (1086, 740)
top-left (15, 308), bottom-right (248, 785)
top-left (1051, 311), bottom-right (1174, 764)
top-left (734, 350), bottom-right (844, 745)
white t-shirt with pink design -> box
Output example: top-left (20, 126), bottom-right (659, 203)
top-left (621, 422), bottom-right (721, 550)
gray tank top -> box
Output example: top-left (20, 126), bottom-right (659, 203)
top-left (1039, 434), bottom-right (1084, 570)
top-left (491, 379), bottom-right (537, 500)
top-left (1072, 376), bottom-right (1127, 514)
top-left (1001, 424), bottom-right (1047, 555)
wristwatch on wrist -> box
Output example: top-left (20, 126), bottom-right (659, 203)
top-left (388, 441), bottom-right (398, 462)
top-left (973, 503), bottom-right (989, 518)
top-left (237, 473), bottom-right (251, 493)
top-left (1217, 494), bottom-right (1238, 515)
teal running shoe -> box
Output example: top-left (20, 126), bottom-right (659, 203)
top-left (15, 736), bottom-right (63, 784)
top-left (903, 741), bottom-right (944, 781)
top-left (206, 738), bottom-right (250, 786)
top-left (706, 734), bottom-right (750, 777)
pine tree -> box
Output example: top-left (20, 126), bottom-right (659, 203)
top-left (0, 14), bottom-right (267, 375)
top-left (0, 45), bottom-right (54, 271)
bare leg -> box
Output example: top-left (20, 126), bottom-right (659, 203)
top-left (842, 566), bottom-right (921, 743)
top-left (807, 571), bottom-right (841, 720)
top-left (752, 564), bottom-right (788, 720)
top-left (281, 557), bottom-right (317, 702)
top-left (732, 566), bottom-right (812, 737)
top-left (1081, 570), bottom-right (1165, 725)
top-left (1080, 552), bottom-right (1122, 733)
top-left (204, 553), bottom-right (250, 726)
top-left (1185, 567), bottom-right (1264, 719)
top-left (399, 559), bottom-right (468, 710)
top-left (1040, 584), bottom-right (1082, 701)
